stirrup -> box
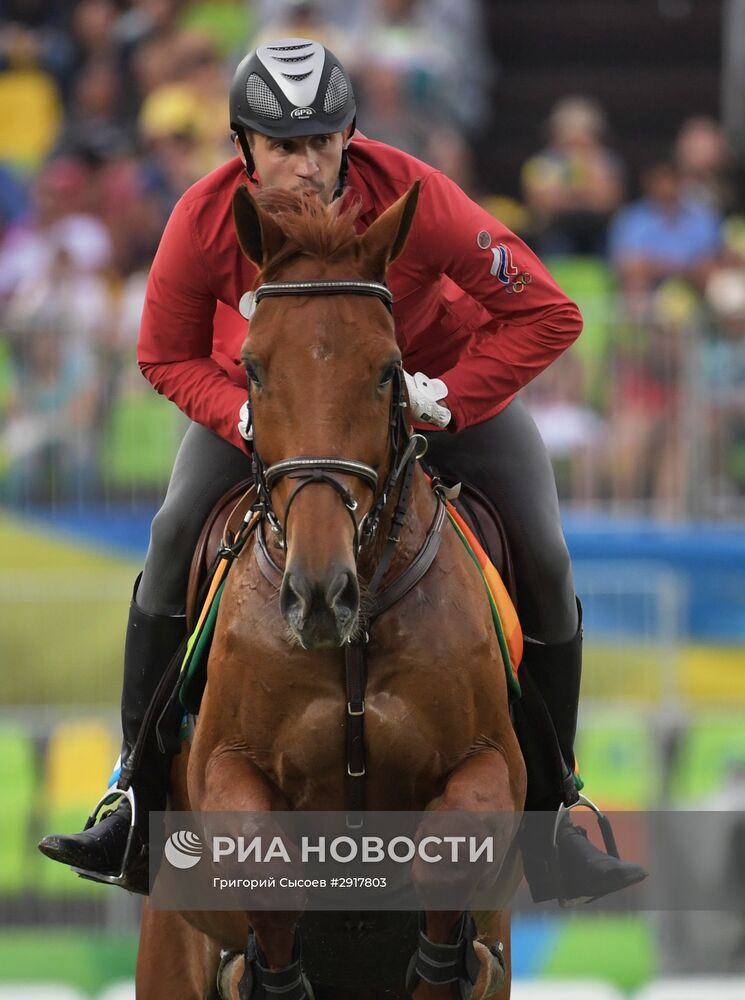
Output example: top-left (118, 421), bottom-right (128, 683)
top-left (553, 792), bottom-right (620, 908)
top-left (405, 912), bottom-right (505, 1000)
top-left (70, 785), bottom-right (148, 894)
top-left (238, 930), bottom-right (314, 1000)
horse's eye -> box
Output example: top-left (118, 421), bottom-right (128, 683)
top-left (378, 364), bottom-right (396, 388)
top-left (245, 362), bottom-right (262, 388)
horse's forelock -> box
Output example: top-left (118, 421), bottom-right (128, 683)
top-left (252, 189), bottom-right (362, 277)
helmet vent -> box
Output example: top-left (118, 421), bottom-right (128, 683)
top-left (267, 42), bottom-right (313, 51)
top-left (271, 53), bottom-right (313, 63)
top-left (246, 73), bottom-right (283, 119)
top-left (281, 71), bottom-right (312, 82)
top-left (323, 65), bottom-right (348, 115)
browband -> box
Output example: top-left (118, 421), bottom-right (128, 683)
top-left (254, 280), bottom-right (394, 313)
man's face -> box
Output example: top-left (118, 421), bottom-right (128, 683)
top-left (235, 129), bottom-right (349, 204)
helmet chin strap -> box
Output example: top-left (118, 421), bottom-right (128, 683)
top-left (234, 130), bottom-right (259, 186)
top-left (333, 147), bottom-right (350, 201)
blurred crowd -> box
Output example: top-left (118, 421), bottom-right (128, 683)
top-left (0, 0), bottom-right (743, 517)
top-left (520, 99), bottom-right (745, 517)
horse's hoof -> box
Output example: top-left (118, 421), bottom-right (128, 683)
top-left (217, 950), bottom-right (243, 999)
top-left (473, 940), bottom-right (506, 999)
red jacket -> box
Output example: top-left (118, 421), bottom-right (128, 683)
top-left (137, 135), bottom-right (583, 450)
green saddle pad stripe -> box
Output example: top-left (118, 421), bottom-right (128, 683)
top-left (179, 579), bottom-right (226, 710)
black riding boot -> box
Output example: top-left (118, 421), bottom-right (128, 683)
top-left (38, 580), bottom-right (186, 893)
top-left (516, 603), bottom-right (648, 904)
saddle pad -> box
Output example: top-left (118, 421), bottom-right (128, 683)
top-left (445, 503), bottom-right (522, 700)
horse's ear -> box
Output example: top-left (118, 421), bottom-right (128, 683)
top-left (359, 180), bottom-right (420, 277)
top-left (232, 184), bottom-right (285, 267)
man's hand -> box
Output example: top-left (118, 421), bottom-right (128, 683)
top-left (238, 401), bottom-right (253, 441)
top-left (403, 370), bottom-right (451, 428)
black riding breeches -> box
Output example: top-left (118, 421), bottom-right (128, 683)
top-left (137, 398), bottom-right (577, 643)
top-left (137, 422), bottom-right (253, 616)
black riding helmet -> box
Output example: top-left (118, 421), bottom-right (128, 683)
top-left (229, 38), bottom-right (357, 191)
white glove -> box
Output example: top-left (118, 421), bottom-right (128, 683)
top-left (238, 401), bottom-right (253, 441)
top-left (403, 370), bottom-right (451, 428)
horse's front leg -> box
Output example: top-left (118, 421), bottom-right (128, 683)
top-left (189, 745), bottom-right (310, 997)
top-left (410, 745), bottom-right (525, 1000)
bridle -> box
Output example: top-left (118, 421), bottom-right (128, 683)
top-left (245, 276), bottom-right (449, 827)
top-left (248, 278), bottom-right (428, 564)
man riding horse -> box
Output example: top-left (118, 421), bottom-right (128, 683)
top-left (40, 38), bottom-right (645, 905)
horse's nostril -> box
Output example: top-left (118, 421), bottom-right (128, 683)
top-left (280, 567), bottom-right (359, 647)
top-left (280, 572), bottom-right (311, 621)
top-left (326, 569), bottom-right (359, 614)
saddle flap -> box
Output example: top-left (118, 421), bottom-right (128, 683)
top-left (452, 481), bottom-right (517, 607)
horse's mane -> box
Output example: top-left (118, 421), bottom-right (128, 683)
top-left (252, 188), bottom-right (361, 276)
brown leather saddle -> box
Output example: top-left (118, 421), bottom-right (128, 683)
top-left (186, 477), bottom-right (516, 632)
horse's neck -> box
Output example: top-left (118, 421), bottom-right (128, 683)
top-left (358, 465), bottom-right (436, 589)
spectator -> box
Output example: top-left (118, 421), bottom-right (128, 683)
top-left (355, 58), bottom-right (430, 159)
top-left (67, 0), bottom-right (119, 84)
top-left (170, 31), bottom-right (232, 172)
top-left (1, 299), bottom-right (98, 504)
top-left (52, 59), bottom-right (133, 163)
top-left (0, 157), bottom-right (113, 302)
top-left (137, 83), bottom-right (209, 221)
top-left (609, 161), bottom-right (722, 311)
top-left (421, 125), bottom-right (475, 193)
top-left (674, 115), bottom-right (739, 215)
top-left (114, 0), bottom-right (187, 121)
top-left (700, 224), bottom-right (745, 504)
top-left (524, 352), bottom-right (606, 502)
top-left (605, 282), bottom-right (699, 517)
top-left (0, 1), bottom-right (76, 100)
top-left (521, 95), bottom-right (625, 257)
top-left (0, 21), bottom-right (64, 170)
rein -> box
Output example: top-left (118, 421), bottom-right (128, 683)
top-left (247, 277), bottom-right (447, 826)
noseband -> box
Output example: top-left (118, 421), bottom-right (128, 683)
top-left (247, 278), bottom-right (426, 558)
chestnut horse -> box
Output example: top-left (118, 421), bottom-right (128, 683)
top-left (137, 183), bottom-right (526, 999)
